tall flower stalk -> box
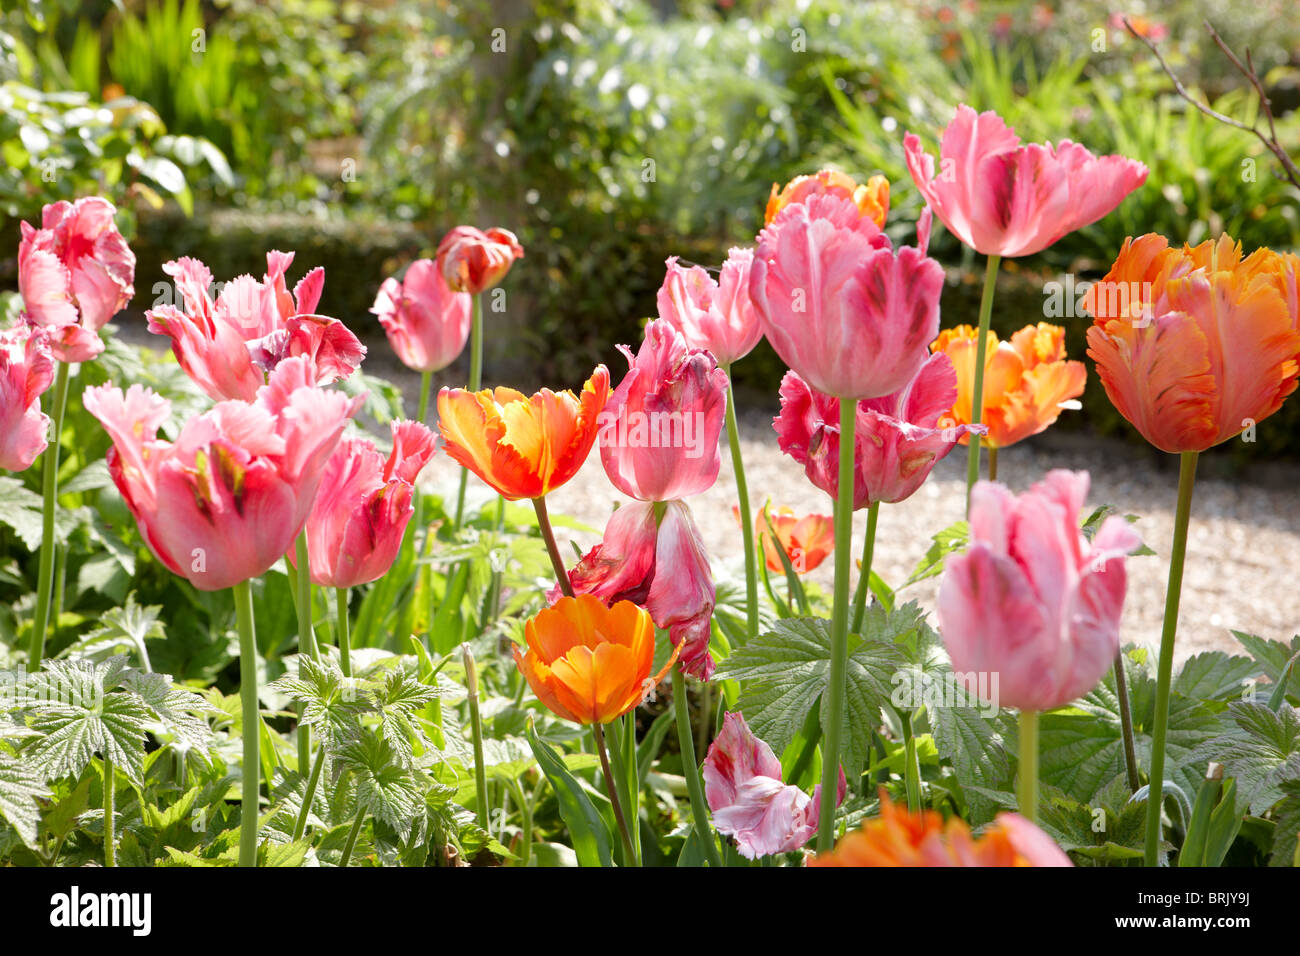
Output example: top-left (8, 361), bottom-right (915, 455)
top-left (27, 361), bottom-right (70, 672)
top-left (963, 254), bottom-right (1000, 509)
top-left (233, 578), bottom-right (260, 867)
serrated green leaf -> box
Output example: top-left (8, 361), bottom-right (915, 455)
top-left (902, 521), bottom-right (968, 587)
top-left (1268, 780), bottom-right (1300, 867)
top-left (0, 753), bottom-right (50, 849)
top-left (1215, 702), bottom-right (1300, 814)
top-left (930, 705), bottom-right (1015, 824)
top-left (1173, 651), bottom-right (1260, 703)
top-left (338, 732), bottom-right (424, 839)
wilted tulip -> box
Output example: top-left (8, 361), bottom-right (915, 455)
top-left (750, 195), bottom-right (943, 400)
top-left (513, 595), bottom-right (677, 725)
top-left (1083, 233), bottom-right (1300, 453)
top-left (296, 420), bottom-right (437, 589)
top-left (436, 226), bottom-right (524, 295)
top-left (656, 248), bottom-right (762, 367)
top-left (809, 792), bottom-right (1072, 867)
top-left (0, 325), bottom-right (54, 472)
top-left (558, 498), bottom-right (716, 681)
top-left (905, 105), bottom-right (1148, 258)
top-left (371, 259), bottom-right (473, 373)
top-left (598, 319), bottom-right (727, 502)
top-left (930, 322), bottom-right (1086, 450)
top-left (703, 711), bottom-right (845, 859)
top-left (17, 197), bottom-right (135, 362)
top-left (938, 470), bottom-right (1139, 712)
top-left (147, 252), bottom-right (366, 402)
top-left (85, 356), bottom-right (363, 591)
top-left (766, 169), bottom-right (889, 227)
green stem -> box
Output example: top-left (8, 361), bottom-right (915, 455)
top-left (339, 807), bottom-right (366, 867)
top-left (532, 496), bottom-right (573, 598)
top-left (900, 710), bottom-right (922, 812)
top-left (723, 371), bottom-right (758, 642)
top-left (1145, 450), bottom-right (1199, 865)
top-left (1114, 650), bottom-right (1140, 792)
top-left (987, 446), bottom-right (998, 483)
top-left (336, 587), bottom-right (351, 678)
top-left (454, 294), bottom-right (484, 530)
top-left (102, 756), bottom-right (115, 867)
top-left (964, 254), bottom-right (1001, 514)
top-left (463, 644), bottom-right (490, 831)
top-left (816, 394), bottom-right (856, 851)
top-left (292, 747), bottom-right (326, 842)
top-left (672, 668), bottom-right (723, 867)
top-left (849, 501), bottom-right (880, 636)
top-left (412, 368), bottom-right (433, 538)
top-left (1018, 709), bottom-right (1039, 823)
top-left (27, 360), bottom-right (70, 672)
top-left (294, 533), bottom-right (316, 774)
top-left (593, 721), bottom-right (637, 865)
top-left (233, 579), bottom-right (260, 867)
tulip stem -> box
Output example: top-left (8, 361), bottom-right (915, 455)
top-left (964, 254), bottom-right (1001, 514)
top-left (987, 446), bottom-right (998, 483)
top-left (532, 496), bottom-right (573, 598)
top-left (850, 501), bottom-right (880, 635)
top-left (817, 396), bottom-right (856, 852)
top-left (723, 370), bottom-right (758, 642)
top-left (336, 587), bottom-right (351, 678)
top-left (28, 360), bottom-right (71, 673)
top-left (1145, 450), bottom-right (1198, 866)
top-left (292, 747), bottom-right (326, 842)
top-left (233, 578), bottom-right (260, 867)
top-left (454, 295), bottom-right (484, 530)
top-left (462, 644), bottom-right (491, 831)
top-left (1114, 649), bottom-right (1141, 792)
top-left (412, 368), bottom-right (433, 539)
top-left (900, 709), bottom-right (922, 812)
top-left (102, 756), bottom-right (115, 867)
top-left (294, 533), bottom-right (317, 775)
top-left (593, 722), bottom-right (637, 866)
top-left (672, 668), bottom-right (723, 867)
top-left (1018, 709), bottom-right (1039, 823)
top-left (339, 807), bottom-right (366, 868)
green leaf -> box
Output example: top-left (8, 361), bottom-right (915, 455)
top-left (902, 521), bottom-right (967, 587)
top-left (930, 706), bottom-right (1015, 824)
top-left (337, 732), bottom-right (424, 839)
top-left (269, 657), bottom-right (368, 751)
top-left (525, 718), bottom-right (613, 868)
top-left (1232, 631), bottom-right (1300, 706)
top-left (62, 593), bottom-right (162, 667)
top-left (716, 615), bottom-right (903, 779)
top-left (0, 477), bottom-right (45, 550)
top-left (0, 753), bottom-right (50, 849)
top-left (1215, 702), bottom-right (1300, 814)
top-left (1173, 651), bottom-right (1260, 703)
top-left (1268, 779), bottom-right (1300, 867)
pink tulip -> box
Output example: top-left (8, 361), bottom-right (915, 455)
top-left (905, 104), bottom-right (1148, 258)
top-left (296, 420), bottom-right (437, 588)
top-left (84, 356), bottom-right (363, 591)
top-left (0, 325), bottom-right (54, 472)
top-left (938, 470), bottom-right (1141, 712)
top-left (656, 248), bottom-right (762, 366)
top-left (147, 252), bottom-right (365, 402)
top-left (775, 353), bottom-right (984, 510)
top-left (598, 319), bottom-right (728, 502)
top-left (556, 498), bottom-right (716, 680)
top-left (703, 711), bottom-right (845, 859)
top-left (17, 198), bottom-right (135, 362)
top-left (750, 195), bottom-right (943, 400)
top-left (436, 226), bottom-right (524, 295)
top-left (371, 259), bottom-right (473, 373)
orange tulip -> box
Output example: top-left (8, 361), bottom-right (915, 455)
top-left (513, 594), bottom-right (679, 725)
top-left (930, 322), bottom-right (1086, 449)
top-left (765, 169), bottom-right (889, 227)
top-left (1083, 233), bottom-right (1300, 453)
top-left (734, 503), bottom-right (834, 574)
top-left (436, 366), bottom-right (610, 500)
top-left (808, 793), bottom-right (1071, 867)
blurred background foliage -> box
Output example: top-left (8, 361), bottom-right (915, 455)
top-left (2, 0), bottom-right (1300, 458)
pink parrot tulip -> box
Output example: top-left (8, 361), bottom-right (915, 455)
top-left (656, 247), bottom-right (762, 367)
top-left (436, 226), bottom-right (524, 295)
top-left (296, 420), bottom-right (437, 588)
top-left (750, 195), bottom-right (944, 400)
top-left (555, 498), bottom-right (716, 681)
top-left (905, 104), bottom-right (1148, 258)
top-left (937, 470), bottom-right (1141, 712)
top-left (703, 711), bottom-right (846, 859)
top-left (775, 352), bottom-right (984, 510)
top-left (17, 197), bottom-right (135, 362)
top-left (84, 356), bottom-right (363, 591)
top-left (147, 252), bottom-right (365, 402)
top-left (0, 325), bottom-right (54, 472)
top-left (598, 318), bottom-right (728, 502)
top-left (371, 259), bottom-right (473, 373)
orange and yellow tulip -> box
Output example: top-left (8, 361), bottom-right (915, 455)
top-left (436, 366), bottom-right (610, 500)
top-left (734, 503), bottom-right (834, 574)
top-left (513, 594), bottom-right (678, 725)
top-left (808, 793), bottom-right (1071, 867)
top-left (765, 169), bottom-right (889, 227)
top-left (1083, 234), bottom-right (1300, 453)
top-left (930, 322), bottom-right (1086, 449)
